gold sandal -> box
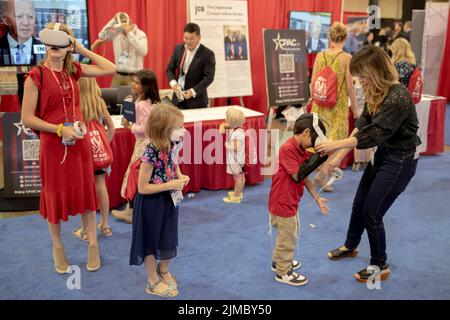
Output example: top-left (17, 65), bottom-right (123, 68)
top-left (145, 279), bottom-right (178, 298)
top-left (72, 226), bottom-right (88, 241)
top-left (53, 247), bottom-right (70, 274)
top-left (87, 243), bottom-right (101, 272)
top-left (157, 264), bottom-right (177, 289)
top-left (97, 223), bottom-right (112, 237)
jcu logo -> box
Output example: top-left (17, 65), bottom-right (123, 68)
top-left (195, 5), bottom-right (205, 15)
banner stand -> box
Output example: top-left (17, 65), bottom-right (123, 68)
top-left (1, 112), bottom-right (41, 212)
top-left (0, 189), bottom-right (39, 212)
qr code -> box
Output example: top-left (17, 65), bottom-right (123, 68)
top-left (22, 139), bottom-right (40, 161)
top-left (279, 54), bottom-right (294, 73)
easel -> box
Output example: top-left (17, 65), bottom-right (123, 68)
top-left (267, 106), bottom-right (276, 131)
top-left (0, 66), bottom-right (40, 212)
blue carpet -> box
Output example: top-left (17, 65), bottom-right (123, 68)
top-left (1, 152), bottom-right (450, 300)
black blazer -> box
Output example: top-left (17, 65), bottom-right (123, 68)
top-left (0, 34), bottom-right (44, 66)
top-left (166, 43), bottom-right (215, 109)
top-left (306, 37), bottom-right (327, 53)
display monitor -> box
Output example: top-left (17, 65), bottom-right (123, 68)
top-left (289, 11), bottom-right (332, 54)
top-left (0, 0), bottom-right (89, 66)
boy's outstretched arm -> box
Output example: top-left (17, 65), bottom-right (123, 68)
top-left (290, 153), bottom-right (328, 183)
top-left (304, 178), bottom-right (329, 215)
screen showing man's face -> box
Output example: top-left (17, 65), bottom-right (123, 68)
top-left (10, 0), bottom-right (36, 42)
top-left (312, 21), bottom-right (322, 39)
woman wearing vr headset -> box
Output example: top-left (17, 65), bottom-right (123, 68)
top-left (21, 22), bottom-right (116, 274)
top-left (316, 45), bottom-right (420, 283)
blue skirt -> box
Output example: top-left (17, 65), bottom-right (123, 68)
top-left (129, 191), bottom-right (178, 265)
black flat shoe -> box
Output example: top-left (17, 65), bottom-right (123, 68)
top-left (327, 246), bottom-right (358, 260)
top-left (353, 264), bottom-right (390, 282)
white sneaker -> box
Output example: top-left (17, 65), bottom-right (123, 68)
top-left (271, 260), bottom-right (301, 272)
top-left (275, 270), bottom-right (308, 286)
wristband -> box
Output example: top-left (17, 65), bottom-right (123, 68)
top-left (56, 123), bottom-right (63, 137)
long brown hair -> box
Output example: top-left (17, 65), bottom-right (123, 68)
top-left (145, 104), bottom-right (184, 152)
top-left (39, 22), bottom-right (77, 76)
top-left (349, 45), bottom-right (399, 115)
top-left (78, 77), bottom-right (108, 122)
top-left (134, 70), bottom-right (161, 103)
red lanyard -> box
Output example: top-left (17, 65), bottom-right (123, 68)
top-left (48, 67), bottom-right (76, 123)
top-left (179, 47), bottom-right (187, 74)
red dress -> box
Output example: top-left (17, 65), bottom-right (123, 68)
top-left (28, 63), bottom-right (98, 224)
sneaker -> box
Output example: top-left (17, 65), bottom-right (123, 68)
top-left (275, 270), bottom-right (308, 286)
top-left (228, 191), bottom-right (244, 199)
top-left (271, 260), bottom-right (301, 272)
top-left (223, 196), bottom-right (241, 204)
top-left (353, 264), bottom-right (390, 282)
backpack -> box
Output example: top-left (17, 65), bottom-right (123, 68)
top-left (408, 66), bottom-right (422, 104)
top-left (312, 51), bottom-right (344, 108)
top-left (87, 119), bottom-right (114, 171)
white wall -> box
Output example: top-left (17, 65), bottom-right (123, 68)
top-left (344, 0), bottom-right (403, 19)
top-left (344, 0), bottom-right (369, 13)
top-left (379, 0), bottom-right (403, 19)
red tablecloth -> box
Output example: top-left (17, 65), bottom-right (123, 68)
top-left (105, 128), bottom-right (135, 209)
top-left (107, 115), bottom-right (266, 209)
top-left (421, 98), bottom-right (447, 155)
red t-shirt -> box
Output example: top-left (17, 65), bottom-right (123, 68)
top-left (269, 136), bottom-right (311, 218)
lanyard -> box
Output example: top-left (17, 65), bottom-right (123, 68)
top-left (179, 47), bottom-right (187, 74)
top-left (48, 67), bottom-right (76, 123)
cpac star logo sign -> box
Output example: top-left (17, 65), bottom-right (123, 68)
top-left (272, 33), bottom-right (298, 50)
top-left (13, 120), bottom-right (34, 137)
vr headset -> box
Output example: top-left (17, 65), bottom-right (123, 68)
top-left (293, 112), bottom-right (327, 147)
top-left (39, 23), bottom-right (73, 48)
top-left (312, 112), bottom-right (327, 147)
top-left (115, 12), bottom-right (130, 28)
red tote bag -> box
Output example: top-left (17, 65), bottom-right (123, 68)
top-left (124, 159), bottom-right (141, 202)
top-left (87, 120), bottom-right (114, 171)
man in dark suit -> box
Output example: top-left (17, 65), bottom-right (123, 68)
top-left (306, 35), bottom-right (327, 53)
top-left (166, 23), bottom-right (215, 109)
top-left (0, 0), bottom-right (44, 66)
top-left (306, 17), bottom-right (327, 53)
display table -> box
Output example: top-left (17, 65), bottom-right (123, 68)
top-left (107, 106), bottom-right (266, 209)
top-left (416, 95), bottom-right (447, 155)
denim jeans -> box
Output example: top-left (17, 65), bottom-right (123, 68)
top-left (345, 147), bottom-right (418, 266)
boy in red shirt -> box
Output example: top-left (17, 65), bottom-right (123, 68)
top-left (269, 113), bottom-right (329, 286)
